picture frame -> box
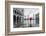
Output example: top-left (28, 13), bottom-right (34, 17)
top-left (5, 1), bottom-right (45, 36)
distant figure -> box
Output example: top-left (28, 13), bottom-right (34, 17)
top-left (30, 17), bottom-right (32, 27)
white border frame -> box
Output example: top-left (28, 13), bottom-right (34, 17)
top-left (10, 5), bottom-right (42, 32)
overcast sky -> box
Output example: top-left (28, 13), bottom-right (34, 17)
top-left (24, 8), bottom-right (39, 18)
